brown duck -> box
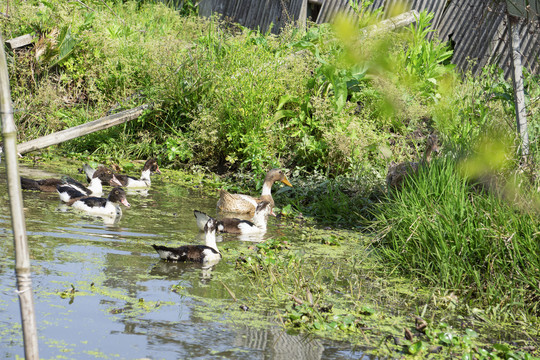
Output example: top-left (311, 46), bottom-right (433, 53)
top-left (386, 134), bottom-right (440, 190)
top-left (217, 169), bottom-right (292, 214)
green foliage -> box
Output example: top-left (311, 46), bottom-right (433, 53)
top-left (275, 167), bottom-right (383, 225)
top-left (372, 157), bottom-right (540, 314)
top-left (397, 11), bottom-right (454, 98)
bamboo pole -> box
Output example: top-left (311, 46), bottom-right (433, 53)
top-left (0, 34), bottom-right (39, 358)
top-left (17, 104), bottom-right (150, 154)
top-left (359, 10), bottom-right (419, 39)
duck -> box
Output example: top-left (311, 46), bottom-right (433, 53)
top-left (386, 133), bottom-right (440, 190)
top-left (194, 201), bottom-right (275, 235)
top-left (151, 218), bottom-right (221, 264)
top-left (217, 169), bottom-right (292, 214)
top-left (56, 174), bottom-right (122, 202)
top-left (57, 176), bottom-right (102, 202)
top-left (70, 187), bottom-right (131, 217)
top-left (86, 158), bottom-right (161, 188)
top-left (83, 164), bottom-right (111, 183)
top-left (20, 176), bottom-right (63, 192)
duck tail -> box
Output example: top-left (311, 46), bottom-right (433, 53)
top-left (82, 163), bottom-right (96, 182)
top-left (20, 177), bottom-right (41, 191)
top-left (193, 210), bottom-right (213, 231)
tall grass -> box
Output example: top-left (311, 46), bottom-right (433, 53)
top-left (372, 157), bottom-right (540, 314)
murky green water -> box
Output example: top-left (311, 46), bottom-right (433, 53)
top-left (0, 164), bottom-right (365, 359)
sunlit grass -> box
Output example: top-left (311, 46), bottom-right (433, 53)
top-left (372, 156), bottom-right (540, 315)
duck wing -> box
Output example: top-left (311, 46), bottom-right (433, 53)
top-left (57, 185), bottom-right (87, 203)
top-left (217, 189), bottom-right (258, 214)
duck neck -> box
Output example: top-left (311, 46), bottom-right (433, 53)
top-left (140, 169), bottom-right (152, 183)
top-left (423, 147), bottom-right (432, 163)
top-left (260, 180), bottom-right (274, 197)
top-left (204, 231), bottom-right (219, 252)
top-left (87, 178), bottom-right (102, 194)
top-left (251, 213), bottom-right (268, 230)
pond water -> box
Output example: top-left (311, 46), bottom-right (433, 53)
top-left (0, 164), bottom-right (366, 359)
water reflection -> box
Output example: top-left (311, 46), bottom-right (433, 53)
top-left (233, 325), bottom-right (324, 360)
top-left (150, 261), bottom-right (218, 283)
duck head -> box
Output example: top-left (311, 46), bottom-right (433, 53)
top-left (144, 158), bottom-right (161, 175)
top-left (255, 201), bottom-right (276, 217)
top-left (265, 169), bottom-right (292, 187)
top-left (204, 217), bottom-right (219, 234)
top-left (108, 187), bottom-right (131, 208)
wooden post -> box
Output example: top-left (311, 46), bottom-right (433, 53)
top-left (507, 14), bottom-right (529, 158)
top-left (17, 104), bottom-right (149, 154)
top-left (359, 10), bottom-right (419, 39)
top-left (5, 34), bottom-right (34, 50)
top-left (0, 34), bottom-right (40, 359)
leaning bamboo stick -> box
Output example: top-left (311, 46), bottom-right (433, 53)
top-left (17, 104), bottom-right (150, 154)
top-left (0, 34), bottom-right (39, 358)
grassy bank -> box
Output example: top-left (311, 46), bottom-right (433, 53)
top-left (3, 0), bottom-right (540, 351)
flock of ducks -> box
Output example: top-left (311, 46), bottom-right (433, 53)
top-left (17, 160), bottom-right (293, 267)
top-left (9, 133), bottom-right (438, 266)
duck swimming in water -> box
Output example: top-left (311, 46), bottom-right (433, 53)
top-left (70, 187), bottom-right (131, 217)
top-left (85, 158), bottom-right (161, 188)
top-left (56, 174), bottom-right (122, 202)
top-left (217, 169), bottom-right (292, 214)
top-left (194, 201), bottom-right (274, 235)
top-left (151, 218), bottom-right (221, 264)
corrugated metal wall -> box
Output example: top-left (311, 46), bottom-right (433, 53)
top-left (435, 0), bottom-right (539, 77)
top-left (198, 0), bottom-right (540, 76)
top-left (199, 0), bottom-right (305, 33)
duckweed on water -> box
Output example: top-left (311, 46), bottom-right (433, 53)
top-left (219, 229), bottom-right (540, 358)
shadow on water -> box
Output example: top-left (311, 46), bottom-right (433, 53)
top-left (0, 164), bottom-right (368, 359)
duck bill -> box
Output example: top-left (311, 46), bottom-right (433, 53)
top-left (121, 198), bottom-right (131, 208)
top-left (155, 167), bottom-right (161, 175)
top-left (270, 209), bottom-right (276, 217)
top-left (281, 177), bottom-right (293, 187)
top-left (110, 175), bottom-right (122, 187)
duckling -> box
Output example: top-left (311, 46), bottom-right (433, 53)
top-left (386, 134), bottom-right (440, 190)
top-left (195, 201), bottom-right (275, 235)
top-left (70, 187), bottom-right (131, 217)
top-left (151, 218), bottom-right (221, 264)
top-left (217, 169), bottom-right (292, 214)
